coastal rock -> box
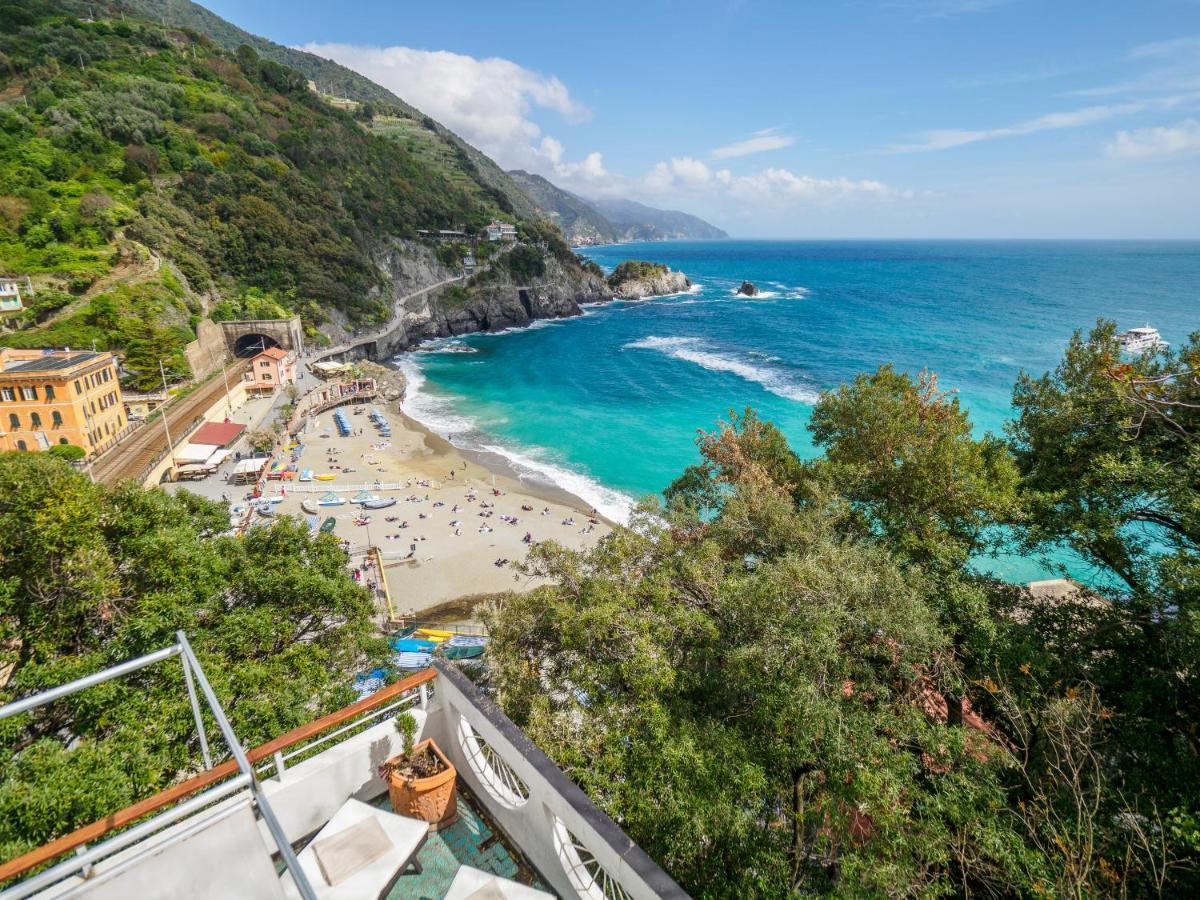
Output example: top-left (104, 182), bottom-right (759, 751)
top-left (736, 281), bottom-right (758, 297)
top-left (366, 244), bottom-right (608, 356)
top-left (606, 260), bottom-right (691, 299)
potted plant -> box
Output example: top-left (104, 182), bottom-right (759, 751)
top-left (378, 712), bottom-right (457, 829)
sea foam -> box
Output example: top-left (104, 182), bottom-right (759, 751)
top-left (394, 355), bottom-right (635, 524)
top-left (623, 336), bottom-right (819, 404)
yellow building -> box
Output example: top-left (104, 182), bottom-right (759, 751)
top-left (0, 349), bottom-right (127, 456)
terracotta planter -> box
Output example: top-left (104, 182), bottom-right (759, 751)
top-left (385, 738), bottom-right (458, 830)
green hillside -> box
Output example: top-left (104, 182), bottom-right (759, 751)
top-left (120, 0), bottom-right (543, 222)
top-left (0, 0), bottom-right (550, 383)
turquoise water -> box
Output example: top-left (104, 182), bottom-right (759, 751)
top-left (398, 240), bottom-right (1199, 582)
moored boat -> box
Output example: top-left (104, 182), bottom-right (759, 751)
top-left (1118, 325), bottom-right (1167, 353)
top-left (317, 491), bottom-right (346, 507)
top-left (362, 497), bottom-right (397, 510)
top-left (301, 499), bottom-right (318, 514)
top-left (314, 473), bottom-right (337, 481)
top-left (319, 517), bottom-right (337, 534)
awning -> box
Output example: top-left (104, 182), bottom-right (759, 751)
top-left (192, 422), bottom-right (246, 447)
top-left (232, 457), bottom-right (270, 476)
top-left (175, 443), bottom-right (220, 464)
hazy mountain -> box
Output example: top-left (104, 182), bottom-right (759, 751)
top-left (506, 171), bottom-right (622, 245)
top-left (507, 172), bottom-right (728, 245)
top-left (587, 197), bottom-right (729, 242)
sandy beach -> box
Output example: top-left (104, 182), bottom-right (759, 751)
top-left (255, 403), bottom-right (611, 619)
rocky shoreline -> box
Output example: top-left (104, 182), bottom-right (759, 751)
top-left (320, 243), bottom-right (693, 361)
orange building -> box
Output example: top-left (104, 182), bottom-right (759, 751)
top-left (244, 346), bottom-right (296, 395)
top-left (0, 349), bottom-right (127, 456)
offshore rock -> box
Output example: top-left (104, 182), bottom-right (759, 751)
top-left (736, 281), bottom-right (759, 296)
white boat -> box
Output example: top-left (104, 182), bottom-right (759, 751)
top-left (1118, 325), bottom-right (1167, 354)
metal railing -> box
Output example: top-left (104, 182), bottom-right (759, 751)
top-left (0, 666), bottom-right (439, 891)
top-left (0, 633), bottom-right (319, 900)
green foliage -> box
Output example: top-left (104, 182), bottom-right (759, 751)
top-left (2, 279), bottom-right (193, 389)
top-left (46, 443), bottom-right (85, 461)
top-left (394, 711), bottom-right (416, 758)
top-left (0, 454), bottom-right (385, 861)
top-left (209, 287), bottom-right (290, 322)
top-left (807, 364), bottom-right (1019, 568)
top-left (607, 259), bottom-right (667, 287)
top-left (498, 244), bottom-right (546, 282)
top-left (434, 241), bottom-right (467, 269)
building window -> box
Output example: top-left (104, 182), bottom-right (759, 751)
top-left (52, 411), bottom-right (63, 428)
top-left (44, 385), bottom-right (55, 401)
top-left (0, 388), bottom-right (12, 402)
top-left (20, 386), bottom-right (36, 401)
top-left (30, 412), bottom-right (41, 429)
top-left (74, 380), bottom-right (81, 394)
top-left (16, 440), bottom-right (26, 451)
top-left (90, 401), bottom-right (96, 414)
top-left (8, 413), bottom-right (18, 430)
top-left (263, 374), bottom-right (273, 381)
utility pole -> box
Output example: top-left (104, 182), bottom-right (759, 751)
top-left (159, 359), bottom-right (177, 477)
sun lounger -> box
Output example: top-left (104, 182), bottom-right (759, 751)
top-left (443, 865), bottom-right (555, 900)
top-left (280, 798), bottom-right (427, 900)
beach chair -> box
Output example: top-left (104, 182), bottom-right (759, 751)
top-left (443, 865), bottom-right (554, 900)
top-left (280, 798), bottom-right (428, 900)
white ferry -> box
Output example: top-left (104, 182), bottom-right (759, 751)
top-left (1117, 325), bottom-right (1167, 354)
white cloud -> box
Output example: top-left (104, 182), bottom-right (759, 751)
top-left (727, 169), bottom-right (912, 203)
top-left (891, 101), bottom-right (1159, 152)
top-left (1128, 35), bottom-right (1200, 61)
top-left (628, 158), bottom-right (908, 207)
top-left (1106, 119), bottom-right (1200, 159)
top-left (298, 42), bottom-right (597, 174)
top-left (711, 128), bottom-right (795, 160)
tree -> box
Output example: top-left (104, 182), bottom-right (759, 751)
top-left (0, 454), bottom-right (385, 862)
top-left (807, 364), bottom-right (1018, 569)
top-left (1005, 321), bottom-right (1200, 891)
top-left (487, 431), bottom-right (1041, 897)
top-left (247, 429), bottom-right (275, 454)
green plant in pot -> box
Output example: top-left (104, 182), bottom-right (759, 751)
top-left (378, 711), bottom-right (458, 829)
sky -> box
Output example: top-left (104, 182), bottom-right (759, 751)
top-left (201, 0), bottom-right (1200, 238)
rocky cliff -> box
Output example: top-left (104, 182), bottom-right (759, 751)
top-left (366, 245), bottom-right (609, 354)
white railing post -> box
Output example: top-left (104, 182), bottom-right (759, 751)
top-left (419, 683), bottom-right (429, 710)
top-left (273, 751), bottom-right (286, 779)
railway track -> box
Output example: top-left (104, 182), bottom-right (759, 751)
top-left (92, 361), bottom-right (249, 485)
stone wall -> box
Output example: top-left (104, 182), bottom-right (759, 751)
top-left (184, 318), bottom-right (228, 380)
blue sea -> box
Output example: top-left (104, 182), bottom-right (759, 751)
top-left (397, 240), bottom-right (1199, 583)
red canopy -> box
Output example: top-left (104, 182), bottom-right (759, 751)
top-left (191, 422), bottom-right (246, 447)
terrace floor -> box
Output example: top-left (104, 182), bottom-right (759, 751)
top-left (369, 787), bottom-right (550, 899)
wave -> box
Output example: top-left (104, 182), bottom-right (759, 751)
top-left (393, 356), bottom-right (476, 437)
top-left (730, 287), bottom-right (780, 299)
top-left (416, 338), bottom-right (478, 354)
top-left (623, 336), bottom-right (819, 403)
top-left (393, 355), bottom-right (635, 524)
top-left (477, 443), bottom-right (635, 524)
top-left (727, 285), bottom-right (811, 300)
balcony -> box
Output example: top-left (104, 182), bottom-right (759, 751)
top-left (0, 638), bottom-right (686, 900)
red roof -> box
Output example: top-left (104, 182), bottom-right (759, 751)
top-left (256, 347), bottom-right (289, 361)
top-left (191, 422), bottom-right (246, 447)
